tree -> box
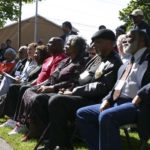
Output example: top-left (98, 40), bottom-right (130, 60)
top-left (0, 0), bottom-right (38, 27)
top-left (119, 0), bottom-right (150, 29)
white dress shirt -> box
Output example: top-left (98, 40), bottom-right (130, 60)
top-left (120, 47), bottom-right (147, 98)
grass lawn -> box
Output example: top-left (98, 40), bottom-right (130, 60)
top-left (0, 118), bottom-right (150, 150)
top-left (0, 118), bottom-right (36, 150)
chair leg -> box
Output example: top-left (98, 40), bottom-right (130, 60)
top-left (137, 132), bottom-right (149, 150)
top-left (123, 128), bottom-right (132, 150)
top-left (139, 138), bottom-right (148, 150)
top-left (140, 141), bottom-right (146, 150)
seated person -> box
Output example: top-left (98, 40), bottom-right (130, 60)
top-left (0, 45), bottom-right (48, 118)
top-left (0, 48), bottom-right (16, 74)
top-left (11, 35), bottom-right (88, 139)
top-left (116, 34), bottom-right (131, 63)
top-left (31, 37), bottom-right (67, 85)
top-left (76, 29), bottom-right (150, 150)
top-left (16, 29), bottom-right (122, 149)
top-left (87, 43), bottom-right (96, 59)
top-left (32, 29), bottom-right (122, 150)
top-left (0, 43), bottom-right (37, 96)
top-left (12, 46), bottom-right (28, 76)
top-left (0, 38), bottom-right (67, 120)
top-left (5, 46), bottom-right (27, 76)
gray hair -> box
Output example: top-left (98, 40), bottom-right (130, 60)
top-left (19, 46), bottom-right (28, 50)
top-left (68, 35), bottom-right (87, 54)
top-left (5, 48), bottom-right (16, 58)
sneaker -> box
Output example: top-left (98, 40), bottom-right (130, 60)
top-left (0, 119), bottom-right (16, 128)
top-left (37, 145), bottom-right (50, 150)
top-left (8, 123), bottom-right (28, 135)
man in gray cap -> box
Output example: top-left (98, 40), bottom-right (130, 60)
top-left (130, 8), bottom-right (150, 38)
top-left (37, 29), bottom-right (122, 150)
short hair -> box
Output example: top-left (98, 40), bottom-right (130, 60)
top-left (4, 48), bottom-right (16, 58)
top-left (99, 25), bottom-right (106, 30)
top-left (130, 29), bottom-right (150, 47)
top-left (116, 25), bottom-right (126, 34)
top-left (47, 37), bottom-right (64, 53)
top-left (36, 45), bottom-right (48, 57)
top-left (70, 35), bottom-right (87, 55)
top-left (19, 46), bottom-right (28, 52)
top-left (28, 42), bottom-right (37, 49)
top-left (62, 21), bottom-right (72, 30)
top-left (36, 45), bottom-right (49, 62)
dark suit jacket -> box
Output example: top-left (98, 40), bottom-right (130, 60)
top-left (11, 58), bottom-right (27, 76)
top-left (134, 21), bottom-right (150, 39)
top-left (72, 50), bottom-right (122, 102)
top-left (27, 65), bottom-right (42, 82)
top-left (77, 55), bottom-right (102, 86)
top-left (45, 56), bottom-right (87, 91)
top-left (138, 83), bottom-right (150, 103)
top-left (137, 83), bottom-right (150, 139)
top-left (104, 49), bottom-right (150, 139)
top-left (60, 31), bottom-right (77, 42)
top-left (105, 49), bottom-right (150, 102)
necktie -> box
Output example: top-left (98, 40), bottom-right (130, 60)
top-left (113, 56), bottom-right (134, 101)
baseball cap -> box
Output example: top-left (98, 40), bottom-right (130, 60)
top-left (91, 29), bottom-right (116, 42)
top-left (130, 9), bottom-right (143, 17)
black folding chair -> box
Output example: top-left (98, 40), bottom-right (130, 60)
top-left (121, 124), bottom-right (149, 150)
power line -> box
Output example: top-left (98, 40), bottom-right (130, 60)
top-left (48, 17), bottom-right (98, 29)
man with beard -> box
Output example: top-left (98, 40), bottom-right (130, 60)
top-left (76, 29), bottom-right (150, 150)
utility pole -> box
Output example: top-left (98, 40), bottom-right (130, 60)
top-left (34, 0), bottom-right (38, 42)
top-left (18, 0), bottom-right (22, 49)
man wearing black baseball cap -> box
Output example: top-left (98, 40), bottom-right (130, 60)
top-left (92, 29), bottom-right (116, 41)
top-left (91, 29), bottom-right (116, 57)
top-left (36, 29), bottom-right (122, 150)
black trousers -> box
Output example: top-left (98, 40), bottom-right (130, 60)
top-left (14, 84), bottom-right (31, 120)
top-left (18, 90), bottom-right (56, 125)
top-left (4, 84), bottom-right (30, 118)
top-left (17, 89), bottom-right (56, 138)
top-left (35, 94), bottom-right (95, 149)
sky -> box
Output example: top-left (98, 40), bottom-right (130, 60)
top-left (7, 0), bottom-right (130, 43)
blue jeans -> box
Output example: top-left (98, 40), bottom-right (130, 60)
top-left (76, 99), bottom-right (138, 150)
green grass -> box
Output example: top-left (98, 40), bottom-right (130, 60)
top-left (0, 118), bottom-right (36, 150)
top-left (0, 118), bottom-right (150, 150)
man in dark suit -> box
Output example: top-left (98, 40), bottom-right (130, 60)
top-left (136, 83), bottom-right (150, 142)
top-left (60, 21), bottom-right (77, 44)
top-left (38, 29), bottom-right (122, 150)
top-left (76, 29), bottom-right (150, 150)
top-left (10, 46), bottom-right (28, 76)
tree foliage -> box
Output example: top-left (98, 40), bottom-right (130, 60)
top-left (119, 0), bottom-right (150, 29)
top-left (0, 0), bottom-right (37, 27)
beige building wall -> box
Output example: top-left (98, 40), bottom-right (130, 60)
top-left (0, 15), bottom-right (64, 50)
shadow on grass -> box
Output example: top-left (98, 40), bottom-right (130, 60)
top-left (0, 118), bottom-right (149, 150)
top-left (73, 132), bottom-right (150, 150)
